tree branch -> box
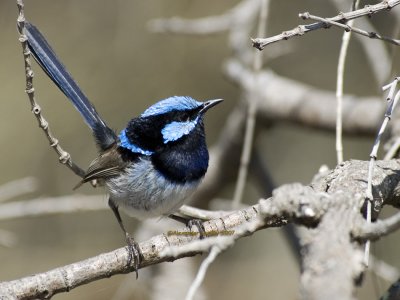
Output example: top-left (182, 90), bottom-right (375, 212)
top-left (0, 201), bottom-right (285, 299)
top-left (300, 12), bottom-right (400, 46)
top-left (354, 210), bottom-right (400, 241)
top-left (2, 160), bottom-right (400, 299)
top-left (252, 0), bottom-right (400, 50)
top-left (225, 59), bottom-right (384, 134)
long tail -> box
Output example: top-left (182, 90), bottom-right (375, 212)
top-left (24, 21), bottom-right (117, 151)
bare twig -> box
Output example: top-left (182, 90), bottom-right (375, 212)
top-left (354, 20), bottom-right (392, 85)
top-left (331, 0), bottom-right (392, 86)
top-left (232, 0), bottom-right (269, 208)
top-left (185, 246), bottom-right (222, 300)
top-left (383, 79), bottom-right (400, 160)
top-left (301, 12), bottom-right (400, 46)
top-left (335, 0), bottom-right (360, 264)
top-left (231, 100), bottom-right (257, 208)
top-left (336, 0), bottom-right (360, 165)
top-left (364, 77), bottom-right (400, 266)
top-left (16, 0), bottom-right (85, 178)
top-left (252, 0), bottom-right (400, 50)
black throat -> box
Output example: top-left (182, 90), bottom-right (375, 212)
top-left (151, 123), bottom-right (209, 183)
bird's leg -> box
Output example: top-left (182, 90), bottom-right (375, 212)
top-left (169, 214), bottom-right (206, 239)
top-left (108, 198), bottom-right (141, 278)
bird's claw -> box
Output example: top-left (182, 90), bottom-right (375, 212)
top-left (125, 233), bottom-right (142, 279)
top-left (187, 219), bottom-right (206, 239)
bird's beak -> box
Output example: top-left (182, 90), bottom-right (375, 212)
top-left (200, 99), bottom-right (223, 114)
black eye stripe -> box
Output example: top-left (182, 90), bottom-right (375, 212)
top-left (159, 108), bottom-right (200, 122)
top-left (124, 108), bottom-right (202, 152)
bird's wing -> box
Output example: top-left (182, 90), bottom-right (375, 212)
top-left (74, 146), bottom-right (127, 189)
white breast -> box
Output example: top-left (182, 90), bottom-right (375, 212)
top-left (106, 158), bottom-right (201, 219)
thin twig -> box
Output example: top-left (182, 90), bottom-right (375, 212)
top-left (301, 12), bottom-right (400, 46)
top-left (251, 0), bottom-right (400, 50)
top-left (383, 78), bottom-right (400, 160)
top-left (231, 100), bottom-right (257, 208)
top-left (336, 0), bottom-right (360, 165)
top-left (331, 0), bottom-right (392, 86)
top-left (16, 0), bottom-right (85, 178)
top-left (232, 0), bottom-right (269, 209)
top-left (335, 0), bottom-right (360, 263)
top-left (364, 77), bottom-right (400, 266)
top-left (185, 246), bottom-right (222, 300)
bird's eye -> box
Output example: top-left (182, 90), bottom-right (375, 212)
top-left (175, 110), bottom-right (195, 122)
top-left (179, 112), bottom-right (190, 122)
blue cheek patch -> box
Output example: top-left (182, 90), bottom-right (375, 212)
top-left (118, 129), bottom-right (154, 155)
top-left (162, 119), bottom-right (197, 144)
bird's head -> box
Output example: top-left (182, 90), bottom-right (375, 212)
top-left (118, 96), bottom-right (223, 155)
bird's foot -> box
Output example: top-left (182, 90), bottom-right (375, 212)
top-left (169, 214), bottom-right (206, 239)
top-left (187, 218), bottom-right (206, 239)
top-left (125, 233), bottom-right (142, 279)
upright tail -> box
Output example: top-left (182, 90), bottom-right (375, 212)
top-left (24, 22), bottom-right (117, 151)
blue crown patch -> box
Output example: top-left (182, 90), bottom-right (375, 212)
top-left (141, 96), bottom-right (202, 118)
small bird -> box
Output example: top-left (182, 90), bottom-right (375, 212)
top-left (24, 22), bottom-right (222, 274)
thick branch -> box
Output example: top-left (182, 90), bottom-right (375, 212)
top-left (300, 159), bottom-right (400, 300)
top-left (2, 160), bottom-right (400, 299)
top-left (225, 59), bottom-right (384, 134)
top-left (0, 203), bottom-right (285, 299)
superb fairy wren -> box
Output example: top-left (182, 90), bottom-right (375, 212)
top-left (24, 22), bottom-right (222, 274)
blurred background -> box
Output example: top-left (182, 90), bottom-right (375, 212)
top-left (0, 0), bottom-right (399, 299)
